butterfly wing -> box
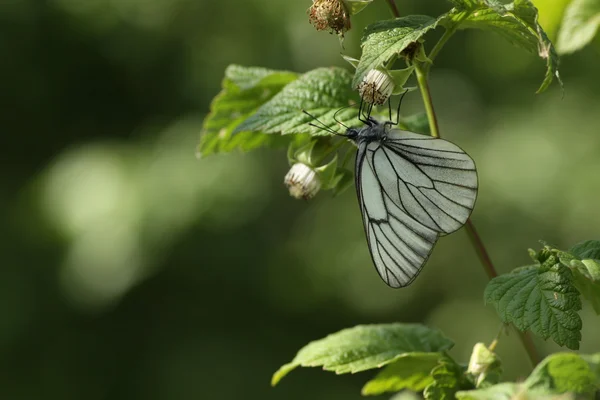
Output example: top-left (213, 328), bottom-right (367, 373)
top-left (355, 129), bottom-right (478, 288)
top-left (380, 129), bottom-right (478, 234)
top-left (356, 141), bottom-right (440, 288)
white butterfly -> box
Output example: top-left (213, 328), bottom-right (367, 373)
top-left (344, 114), bottom-right (478, 288)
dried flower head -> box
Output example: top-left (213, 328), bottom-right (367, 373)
top-left (358, 68), bottom-right (395, 105)
top-left (284, 163), bottom-right (321, 200)
top-left (308, 0), bottom-right (351, 36)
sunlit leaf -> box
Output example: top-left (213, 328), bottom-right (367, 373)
top-left (271, 324), bottom-right (454, 386)
top-left (198, 65), bottom-right (298, 157)
top-left (557, 0), bottom-right (600, 54)
top-left (353, 15), bottom-right (441, 88)
top-left (361, 352), bottom-right (442, 395)
top-left (442, 0), bottom-right (562, 93)
top-left (235, 67), bottom-right (360, 137)
top-left (526, 352), bottom-right (600, 396)
top-left (569, 240), bottom-right (600, 260)
top-left (484, 264), bottom-right (582, 349)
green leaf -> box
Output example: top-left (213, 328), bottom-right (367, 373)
top-left (557, 0), bottom-right (600, 54)
top-left (455, 383), bottom-right (573, 400)
top-left (569, 240), bottom-right (600, 260)
top-left (526, 352), bottom-right (600, 396)
top-left (484, 264), bottom-right (582, 349)
top-left (235, 67), bottom-right (360, 137)
top-left (564, 240), bottom-right (600, 314)
top-left (456, 382), bottom-right (520, 400)
top-left (198, 65), bottom-right (298, 157)
top-left (271, 323), bottom-right (454, 386)
top-left (571, 263), bottom-right (600, 315)
top-left (361, 353), bottom-right (442, 395)
top-left (424, 357), bottom-right (471, 400)
top-left (442, 0), bottom-right (562, 93)
top-left (353, 15), bottom-right (441, 88)
top-left (399, 113), bottom-right (430, 135)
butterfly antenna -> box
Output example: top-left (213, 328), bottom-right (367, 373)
top-left (388, 97), bottom-right (393, 122)
top-left (333, 103), bottom-right (354, 130)
top-left (358, 97), bottom-right (367, 124)
top-left (391, 88), bottom-right (409, 126)
top-left (302, 110), bottom-right (344, 136)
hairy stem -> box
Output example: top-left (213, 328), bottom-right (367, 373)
top-left (384, 0), bottom-right (400, 18)
top-left (414, 62), bottom-right (541, 367)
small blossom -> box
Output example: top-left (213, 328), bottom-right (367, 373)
top-left (284, 163), bottom-right (321, 200)
top-left (358, 68), bottom-right (395, 105)
top-left (307, 0), bottom-right (351, 36)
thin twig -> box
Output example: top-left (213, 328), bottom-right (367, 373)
top-left (413, 62), bottom-right (541, 367)
top-left (384, 0), bottom-right (400, 18)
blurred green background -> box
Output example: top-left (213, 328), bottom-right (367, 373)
top-left (2, 0), bottom-right (600, 399)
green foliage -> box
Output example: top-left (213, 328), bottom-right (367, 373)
top-left (198, 65), bottom-right (298, 157)
top-left (443, 0), bottom-right (561, 93)
top-left (201, 1), bottom-right (600, 399)
top-left (526, 352), bottom-right (600, 395)
top-left (458, 352), bottom-right (600, 399)
top-left (271, 324), bottom-right (454, 386)
top-left (569, 240), bottom-right (600, 260)
top-left (466, 343), bottom-right (502, 388)
top-left (423, 357), bottom-right (471, 400)
top-left (557, 0), bottom-right (600, 54)
top-left (484, 263), bottom-right (582, 350)
top-left (399, 112), bottom-right (430, 134)
top-left (353, 15), bottom-right (440, 87)
top-left (361, 353), bottom-right (441, 395)
top-left (565, 240), bottom-right (600, 314)
top-left (235, 67), bottom-right (360, 136)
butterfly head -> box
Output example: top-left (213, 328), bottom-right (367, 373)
top-left (346, 116), bottom-right (389, 144)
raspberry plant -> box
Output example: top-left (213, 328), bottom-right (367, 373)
top-left (199, 0), bottom-right (600, 398)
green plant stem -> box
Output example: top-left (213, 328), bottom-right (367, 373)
top-left (384, 0), bottom-right (400, 18)
top-left (414, 62), bottom-right (541, 367)
top-left (427, 11), bottom-right (470, 67)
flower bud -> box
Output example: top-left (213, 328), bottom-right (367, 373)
top-left (308, 0), bottom-right (351, 36)
top-left (284, 163), bottom-right (321, 200)
top-left (358, 68), bottom-right (395, 105)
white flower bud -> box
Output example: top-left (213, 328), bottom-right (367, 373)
top-left (358, 68), bottom-right (395, 105)
top-left (284, 163), bottom-right (321, 200)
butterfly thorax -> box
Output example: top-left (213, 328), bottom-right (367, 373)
top-left (345, 117), bottom-right (390, 145)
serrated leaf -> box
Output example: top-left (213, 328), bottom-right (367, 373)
top-left (362, 353), bottom-right (442, 395)
top-left (526, 352), bottom-right (600, 396)
top-left (198, 65), bottom-right (299, 157)
top-left (442, 0), bottom-right (562, 93)
top-left (353, 15), bottom-right (441, 88)
top-left (235, 67), bottom-right (360, 137)
top-left (271, 324), bottom-right (454, 386)
top-left (484, 264), bottom-right (582, 349)
top-left (557, 0), bottom-right (600, 54)
top-left (569, 240), bottom-right (600, 260)
top-left (424, 357), bottom-right (471, 400)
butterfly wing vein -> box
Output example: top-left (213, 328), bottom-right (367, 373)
top-left (356, 129), bottom-right (478, 288)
